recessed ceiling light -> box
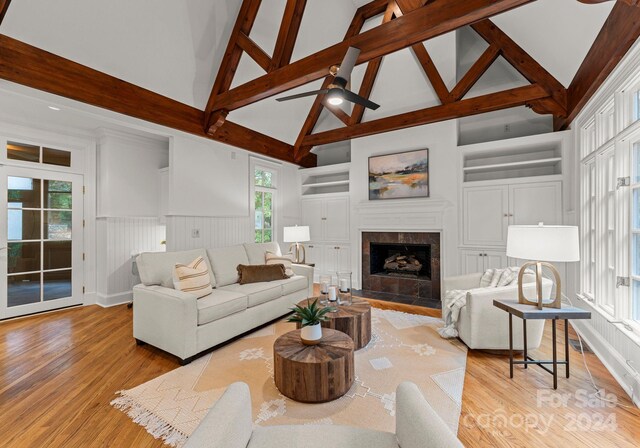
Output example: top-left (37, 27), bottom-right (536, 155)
top-left (48, 106), bottom-right (61, 111)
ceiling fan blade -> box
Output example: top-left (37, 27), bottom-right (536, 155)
top-left (335, 47), bottom-right (360, 82)
top-left (276, 89), bottom-right (330, 102)
top-left (342, 89), bottom-right (380, 110)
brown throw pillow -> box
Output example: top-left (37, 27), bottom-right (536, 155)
top-left (237, 264), bottom-right (289, 285)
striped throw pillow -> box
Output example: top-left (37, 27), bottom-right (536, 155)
top-left (265, 251), bottom-right (295, 277)
top-left (173, 256), bottom-right (213, 299)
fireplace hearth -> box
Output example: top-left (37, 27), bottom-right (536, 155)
top-left (361, 232), bottom-right (440, 308)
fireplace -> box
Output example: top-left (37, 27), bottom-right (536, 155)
top-left (361, 232), bottom-right (440, 307)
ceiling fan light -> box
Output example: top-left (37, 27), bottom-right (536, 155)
top-left (327, 95), bottom-right (343, 106)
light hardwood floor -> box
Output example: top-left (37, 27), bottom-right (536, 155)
top-left (0, 301), bottom-right (638, 447)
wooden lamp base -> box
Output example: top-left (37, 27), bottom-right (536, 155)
top-left (517, 261), bottom-right (562, 310)
top-left (289, 242), bottom-right (306, 264)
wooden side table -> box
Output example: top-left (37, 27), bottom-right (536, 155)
top-left (274, 328), bottom-right (354, 403)
top-left (493, 299), bottom-right (591, 389)
top-left (297, 297), bottom-right (372, 350)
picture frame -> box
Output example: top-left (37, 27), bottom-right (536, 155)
top-left (368, 148), bottom-right (429, 200)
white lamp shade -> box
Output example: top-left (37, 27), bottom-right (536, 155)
top-left (283, 226), bottom-right (310, 243)
top-left (506, 224), bottom-right (580, 262)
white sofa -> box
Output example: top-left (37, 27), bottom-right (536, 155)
top-left (443, 272), bottom-right (551, 351)
top-left (184, 382), bottom-right (464, 448)
top-left (133, 242), bottom-right (313, 364)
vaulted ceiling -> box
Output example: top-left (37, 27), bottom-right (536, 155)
top-left (0, 0), bottom-right (637, 166)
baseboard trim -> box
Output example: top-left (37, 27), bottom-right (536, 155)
top-left (96, 291), bottom-right (133, 308)
top-left (571, 319), bottom-right (640, 408)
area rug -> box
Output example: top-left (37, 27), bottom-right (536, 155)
top-left (111, 308), bottom-right (467, 447)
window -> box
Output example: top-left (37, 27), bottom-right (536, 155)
top-left (599, 149), bottom-right (616, 314)
top-left (253, 166), bottom-right (276, 243)
top-left (6, 141), bottom-right (71, 168)
top-left (632, 144), bottom-right (640, 320)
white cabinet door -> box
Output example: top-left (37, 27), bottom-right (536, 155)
top-left (462, 186), bottom-right (509, 246)
top-left (325, 197), bottom-right (350, 242)
top-left (484, 250), bottom-right (508, 270)
top-left (509, 182), bottom-right (562, 226)
top-left (323, 245), bottom-right (337, 274)
top-left (460, 249), bottom-right (486, 274)
top-left (301, 198), bottom-right (325, 241)
top-left (335, 245), bottom-right (351, 272)
top-left (305, 243), bottom-right (322, 268)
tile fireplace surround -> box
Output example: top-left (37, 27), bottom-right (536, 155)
top-left (359, 231), bottom-right (441, 309)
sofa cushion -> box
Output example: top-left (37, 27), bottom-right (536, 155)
top-left (207, 245), bottom-right (250, 287)
top-left (243, 242), bottom-right (281, 265)
top-left (197, 290), bottom-right (248, 326)
top-left (249, 425), bottom-right (398, 448)
top-left (219, 281), bottom-right (283, 308)
top-left (271, 275), bottom-right (308, 296)
top-left (137, 249), bottom-right (214, 288)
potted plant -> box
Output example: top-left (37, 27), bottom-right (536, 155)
top-left (287, 299), bottom-right (337, 345)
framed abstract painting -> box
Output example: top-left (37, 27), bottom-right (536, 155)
top-left (368, 149), bottom-right (429, 200)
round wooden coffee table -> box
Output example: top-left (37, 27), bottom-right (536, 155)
top-left (297, 297), bottom-right (372, 350)
top-left (273, 328), bottom-right (354, 403)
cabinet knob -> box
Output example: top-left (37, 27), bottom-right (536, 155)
top-left (503, 213), bottom-right (509, 217)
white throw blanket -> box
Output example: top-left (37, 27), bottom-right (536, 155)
top-left (438, 289), bottom-right (468, 339)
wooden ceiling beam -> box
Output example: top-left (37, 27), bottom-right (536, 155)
top-left (302, 84), bottom-right (549, 147)
top-left (203, 0), bottom-right (262, 131)
top-left (471, 20), bottom-right (567, 115)
top-left (292, 6), bottom-right (368, 160)
top-left (270, 0), bottom-right (307, 71)
top-left (322, 100), bottom-right (352, 126)
top-left (210, 0), bottom-right (535, 115)
top-left (411, 43), bottom-right (451, 104)
top-left (237, 32), bottom-right (272, 73)
top-left (0, 34), bottom-right (316, 167)
top-left (555, 1), bottom-right (640, 130)
top-left (0, 0), bottom-right (11, 26)
top-left (449, 45), bottom-right (500, 101)
top-left (350, 1), bottom-right (396, 125)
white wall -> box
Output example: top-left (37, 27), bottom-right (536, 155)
top-left (349, 120), bottom-right (459, 288)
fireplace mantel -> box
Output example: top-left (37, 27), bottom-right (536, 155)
top-left (354, 199), bottom-right (451, 231)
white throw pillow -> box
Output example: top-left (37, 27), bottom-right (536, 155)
top-left (265, 251), bottom-right (295, 277)
top-left (497, 268), bottom-right (518, 287)
top-left (480, 269), bottom-right (494, 288)
top-left (489, 268), bottom-right (506, 287)
top-left (173, 256), bottom-right (213, 299)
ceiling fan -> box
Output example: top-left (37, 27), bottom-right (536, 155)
top-left (275, 47), bottom-right (380, 110)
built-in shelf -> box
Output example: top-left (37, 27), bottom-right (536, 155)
top-left (461, 135), bottom-right (564, 183)
top-left (300, 162), bottom-right (350, 196)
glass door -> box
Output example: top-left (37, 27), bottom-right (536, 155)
top-left (0, 166), bottom-right (83, 319)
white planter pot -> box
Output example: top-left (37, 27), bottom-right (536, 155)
top-left (301, 323), bottom-right (322, 345)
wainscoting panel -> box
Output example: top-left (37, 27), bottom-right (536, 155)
top-left (165, 216), bottom-right (253, 251)
top-left (572, 295), bottom-right (640, 406)
top-left (96, 217), bottom-right (166, 306)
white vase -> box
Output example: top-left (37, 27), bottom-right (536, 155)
top-left (301, 323), bottom-right (322, 345)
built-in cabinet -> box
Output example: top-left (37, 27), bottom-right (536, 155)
top-left (462, 181), bottom-right (562, 247)
top-left (299, 163), bottom-right (352, 281)
top-left (457, 132), bottom-right (568, 275)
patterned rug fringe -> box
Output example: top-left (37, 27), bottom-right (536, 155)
top-left (111, 393), bottom-right (188, 447)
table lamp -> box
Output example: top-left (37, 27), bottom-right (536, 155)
top-left (283, 225), bottom-right (310, 264)
top-left (506, 223), bottom-right (580, 310)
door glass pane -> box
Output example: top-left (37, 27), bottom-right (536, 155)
top-left (7, 142), bottom-right (39, 163)
top-left (8, 273), bottom-right (41, 307)
top-left (44, 180), bottom-right (72, 209)
top-left (44, 270), bottom-right (72, 301)
top-left (8, 177), bottom-right (41, 208)
top-left (263, 229), bottom-right (272, 243)
top-left (634, 143), bottom-right (640, 183)
top-left (264, 192), bottom-right (272, 229)
top-left (42, 148), bottom-right (71, 167)
top-left (44, 211), bottom-right (72, 240)
top-left (255, 229), bottom-right (263, 243)
top-left (8, 242), bottom-right (41, 274)
top-left (8, 209), bottom-right (41, 241)
top-left (43, 241), bottom-right (72, 270)
top-left (634, 234), bottom-right (640, 277)
top-left (633, 280), bottom-right (640, 320)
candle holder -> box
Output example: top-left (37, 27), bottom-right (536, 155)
top-left (319, 274), bottom-right (332, 305)
top-left (337, 271), bottom-right (352, 306)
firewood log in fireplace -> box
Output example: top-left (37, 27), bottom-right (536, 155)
top-left (383, 254), bottom-right (422, 273)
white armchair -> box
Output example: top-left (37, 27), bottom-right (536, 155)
top-left (443, 272), bottom-right (551, 350)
